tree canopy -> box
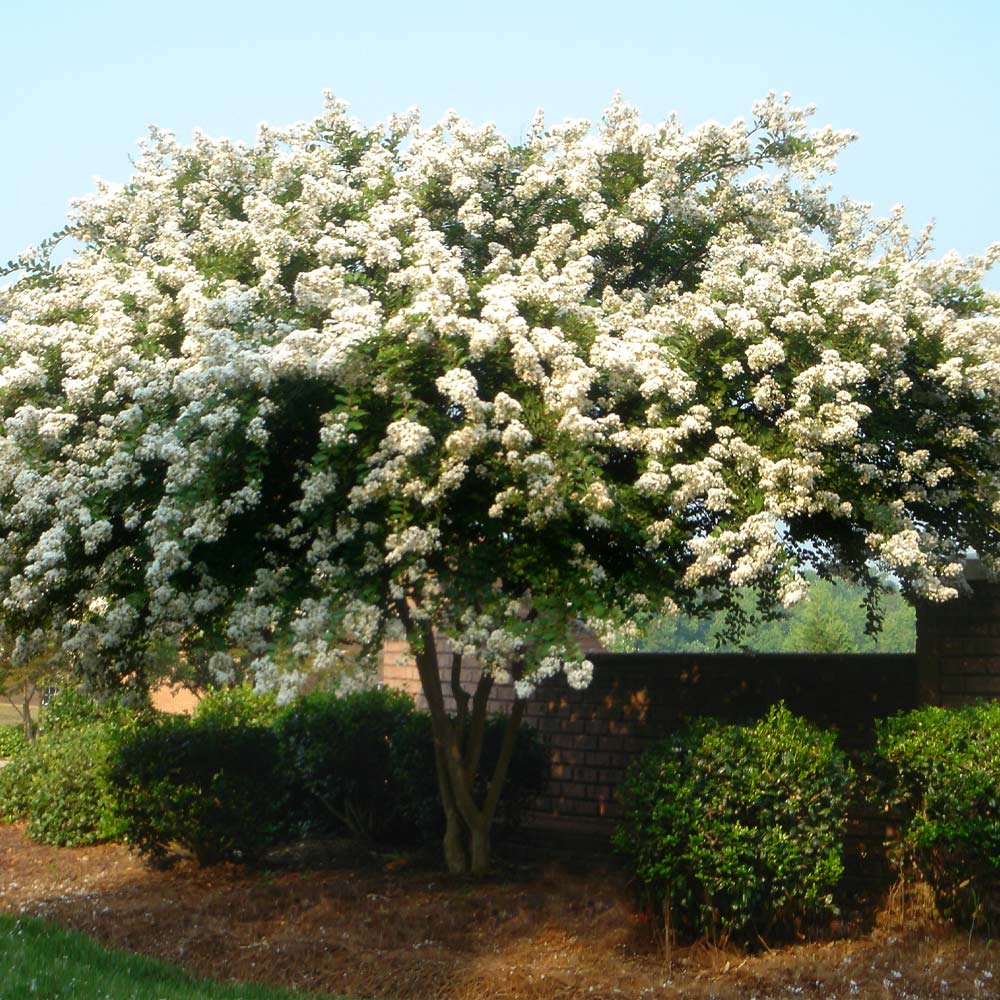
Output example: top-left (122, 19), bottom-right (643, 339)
top-left (1, 93), bottom-right (998, 870)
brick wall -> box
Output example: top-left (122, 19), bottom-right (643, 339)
top-left (915, 562), bottom-right (1000, 706)
top-left (524, 652), bottom-right (919, 835)
top-left (381, 562), bottom-right (1000, 840)
top-left (379, 639), bottom-right (920, 836)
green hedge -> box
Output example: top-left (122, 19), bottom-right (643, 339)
top-left (614, 704), bottom-right (854, 945)
top-left (109, 715), bottom-right (285, 865)
top-left (0, 724), bottom-right (28, 758)
top-left (3, 683), bottom-right (547, 865)
top-left (0, 723), bottom-right (126, 846)
top-left (274, 687), bottom-right (548, 844)
top-left (0, 690), bottom-right (147, 846)
top-left (192, 685), bottom-right (279, 728)
top-left (876, 701), bottom-right (1000, 932)
top-left (275, 687), bottom-right (419, 841)
top-left (38, 688), bottom-right (137, 734)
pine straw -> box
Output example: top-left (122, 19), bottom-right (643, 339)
top-left (1, 825), bottom-right (995, 1000)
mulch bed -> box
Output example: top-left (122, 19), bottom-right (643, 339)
top-left (1, 824), bottom-right (996, 999)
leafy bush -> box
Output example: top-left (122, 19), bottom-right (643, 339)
top-left (193, 685), bottom-right (278, 728)
top-left (276, 687), bottom-right (422, 841)
top-left (0, 692), bottom-right (145, 846)
top-left (876, 701), bottom-right (1000, 932)
top-left (478, 714), bottom-right (549, 833)
top-left (0, 746), bottom-right (37, 824)
top-left (0, 724), bottom-right (125, 846)
top-left (109, 715), bottom-right (285, 865)
top-left (39, 687), bottom-right (137, 734)
top-left (0, 724), bottom-right (27, 758)
top-left (614, 704), bottom-right (854, 945)
top-left (275, 687), bottom-right (548, 844)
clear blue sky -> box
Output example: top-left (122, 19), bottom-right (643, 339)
top-left (3, 0), bottom-right (998, 287)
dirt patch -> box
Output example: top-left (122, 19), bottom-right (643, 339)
top-left (1, 825), bottom-right (996, 999)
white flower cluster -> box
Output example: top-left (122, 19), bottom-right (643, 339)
top-left (1, 92), bottom-right (998, 693)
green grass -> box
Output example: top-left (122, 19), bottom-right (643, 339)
top-left (0, 915), bottom-right (345, 1000)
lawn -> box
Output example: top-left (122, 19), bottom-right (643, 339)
top-left (0, 702), bottom-right (25, 727)
top-left (0, 914), bottom-right (343, 1000)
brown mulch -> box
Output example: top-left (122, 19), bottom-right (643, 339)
top-left (1, 824), bottom-right (997, 999)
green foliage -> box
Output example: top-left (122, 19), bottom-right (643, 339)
top-left (0, 724), bottom-right (27, 757)
top-left (5, 682), bottom-right (544, 862)
top-left (0, 724), bottom-right (126, 846)
top-left (275, 687), bottom-right (547, 844)
top-left (109, 714), bottom-right (285, 865)
top-left (0, 631), bottom-right (67, 741)
top-left (785, 600), bottom-right (854, 653)
top-left (192, 684), bottom-right (279, 728)
top-left (635, 577), bottom-right (915, 653)
top-left (0, 691), bottom-right (145, 845)
top-left (614, 704), bottom-right (854, 945)
top-left (37, 687), bottom-right (103, 731)
top-left (275, 687), bottom-right (418, 841)
top-left (477, 714), bottom-right (549, 833)
top-left (0, 915), bottom-right (342, 1000)
top-left (876, 701), bottom-right (1000, 932)
top-left (0, 745), bottom-right (36, 822)
top-left (39, 687), bottom-right (138, 734)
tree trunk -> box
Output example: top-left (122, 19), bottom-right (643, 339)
top-left (396, 601), bottom-right (526, 876)
top-left (442, 808), bottom-right (469, 874)
top-left (22, 690), bottom-right (36, 740)
top-left (469, 824), bottom-right (491, 877)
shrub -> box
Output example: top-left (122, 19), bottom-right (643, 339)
top-left (0, 724), bottom-right (125, 846)
top-left (0, 746), bottom-right (38, 824)
top-left (39, 687), bottom-right (138, 734)
top-left (275, 687), bottom-right (421, 841)
top-left (109, 715), bottom-right (285, 865)
top-left (192, 685), bottom-right (278, 728)
top-left (876, 701), bottom-right (1000, 932)
top-left (614, 704), bottom-right (854, 946)
top-left (479, 714), bottom-right (549, 833)
top-left (275, 687), bottom-right (548, 844)
top-left (0, 724), bottom-right (27, 758)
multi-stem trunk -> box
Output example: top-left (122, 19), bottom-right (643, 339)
top-left (399, 604), bottom-right (526, 876)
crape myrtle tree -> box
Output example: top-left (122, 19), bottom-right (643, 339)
top-left (1, 93), bottom-right (999, 873)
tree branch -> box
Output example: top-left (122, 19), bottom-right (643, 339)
top-left (481, 696), bottom-right (527, 827)
top-left (463, 670), bottom-right (494, 779)
top-left (450, 652), bottom-right (469, 732)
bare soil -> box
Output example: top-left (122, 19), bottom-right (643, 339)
top-left (1, 824), bottom-right (996, 1000)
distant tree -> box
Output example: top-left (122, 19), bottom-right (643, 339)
top-left (784, 595), bottom-right (854, 653)
top-left (0, 630), bottom-right (66, 739)
top-left (635, 577), bottom-right (915, 653)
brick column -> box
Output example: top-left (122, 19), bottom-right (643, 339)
top-left (915, 559), bottom-right (1000, 706)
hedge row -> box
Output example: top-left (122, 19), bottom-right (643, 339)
top-left (615, 700), bottom-right (1000, 944)
top-left (3, 689), bottom-right (998, 940)
top-left (876, 701), bottom-right (1000, 933)
top-left (0, 724), bottom-right (28, 758)
top-left (0, 686), bottom-right (547, 865)
top-left (614, 704), bottom-right (853, 945)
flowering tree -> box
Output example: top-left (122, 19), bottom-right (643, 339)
top-left (1, 94), bottom-right (999, 872)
